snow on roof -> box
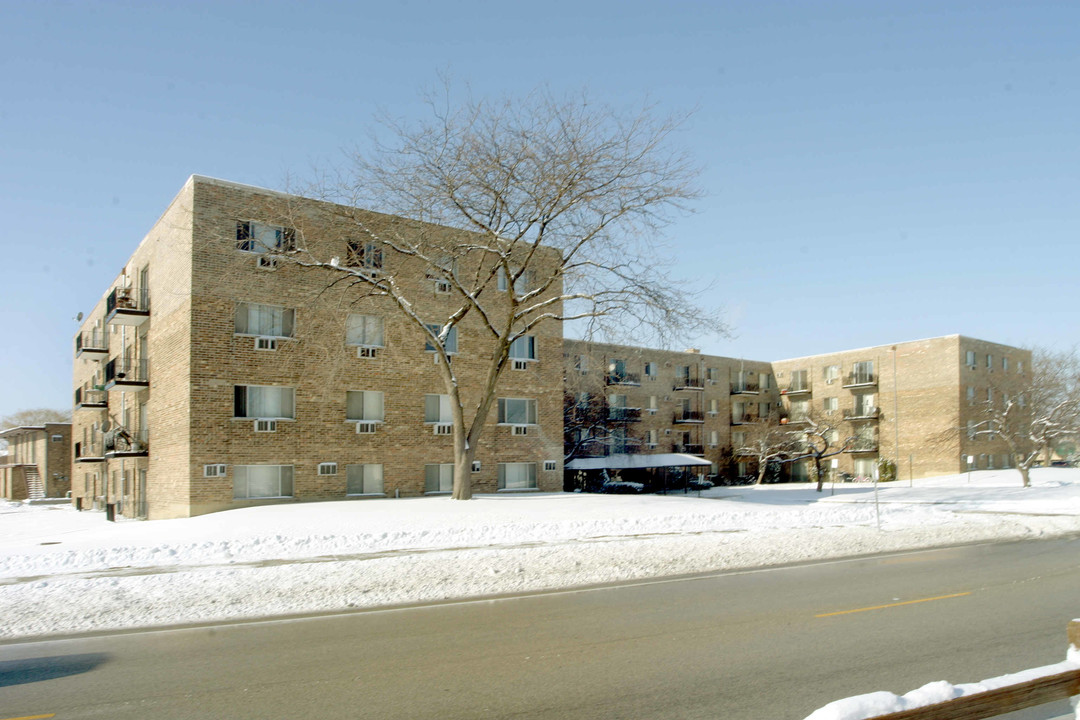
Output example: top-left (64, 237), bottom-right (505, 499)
top-left (565, 453), bottom-right (713, 470)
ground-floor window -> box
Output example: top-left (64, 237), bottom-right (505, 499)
top-left (425, 463), bottom-right (454, 493)
top-left (790, 461), bottom-right (809, 482)
top-left (853, 458), bottom-right (877, 480)
top-left (498, 462), bottom-right (537, 490)
top-left (346, 464), bottom-right (384, 495)
top-left (233, 465), bottom-right (294, 499)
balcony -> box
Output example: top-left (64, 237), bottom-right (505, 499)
top-left (75, 330), bottom-right (108, 358)
top-left (674, 443), bottom-right (705, 456)
top-left (674, 410), bottom-right (704, 424)
top-left (845, 440), bottom-right (879, 453)
top-left (75, 388), bottom-right (108, 409)
top-left (74, 441), bottom-right (105, 463)
top-left (105, 428), bottom-right (149, 458)
top-left (607, 407), bottom-right (642, 423)
top-left (730, 383), bottom-right (760, 395)
top-left (731, 413), bottom-right (761, 425)
top-left (104, 358), bottom-right (149, 390)
top-left (673, 377), bottom-right (705, 391)
top-left (105, 286), bottom-right (150, 326)
top-left (843, 372), bottom-right (877, 388)
top-left (781, 384), bottom-right (812, 396)
top-left (606, 372), bottom-right (641, 387)
top-left (844, 406), bottom-right (880, 420)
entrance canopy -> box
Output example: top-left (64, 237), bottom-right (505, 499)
top-left (565, 453), bottom-right (712, 471)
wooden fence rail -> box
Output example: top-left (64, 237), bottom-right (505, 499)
top-left (819, 620), bottom-right (1080, 720)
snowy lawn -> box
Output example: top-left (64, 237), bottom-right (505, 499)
top-left (1, 468), bottom-right (1079, 639)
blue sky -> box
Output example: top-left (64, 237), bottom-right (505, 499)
top-left (1, 0), bottom-right (1077, 419)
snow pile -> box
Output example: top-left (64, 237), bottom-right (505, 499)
top-left (804, 657), bottom-right (1080, 720)
top-left (1, 469), bottom-right (1079, 639)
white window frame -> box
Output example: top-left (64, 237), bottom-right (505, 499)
top-left (346, 463), bottom-right (384, 496)
top-left (235, 302), bottom-right (295, 338)
top-left (346, 390), bottom-right (385, 425)
top-left (346, 314), bottom-right (385, 349)
top-left (233, 465), bottom-right (294, 499)
top-left (497, 397), bottom-right (538, 426)
top-left (424, 394), bottom-right (454, 424)
top-left (234, 385), bottom-right (295, 420)
top-left (498, 462), bottom-right (538, 491)
top-left (425, 463), bottom-right (455, 494)
top-left (509, 335), bottom-right (537, 362)
top-left (425, 324), bottom-right (459, 354)
top-left (236, 221), bottom-right (295, 254)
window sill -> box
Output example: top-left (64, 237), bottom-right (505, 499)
top-left (424, 491), bottom-right (451, 496)
top-left (230, 417), bottom-right (296, 421)
top-left (346, 493), bottom-right (387, 498)
top-left (497, 487), bottom-right (539, 493)
top-left (234, 333), bottom-right (298, 341)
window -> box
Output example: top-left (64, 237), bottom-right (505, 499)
top-left (51, 434), bottom-right (63, 442)
top-left (497, 267), bottom-right (532, 294)
top-left (498, 462), bottom-right (537, 490)
top-left (318, 462), bottom-right (338, 476)
top-left (851, 361), bottom-right (874, 384)
top-left (790, 369), bottom-right (809, 391)
top-left (345, 240), bottom-right (382, 271)
top-left (645, 429), bottom-right (658, 447)
top-left (706, 367), bottom-right (718, 383)
top-left (346, 314), bottom-right (384, 348)
top-left (1002, 357), bottom-right (1009, 372)
top-left (760, 374), bottom-right (771, 390)
top-left (823, 397), bottom-right (838, 414)
top-left (986, 354), bottom-right (993, 369)
top-left (1017, 360), bottom-right (1024, 374)
top-left (967, 386), bottom-right (975, 404)
top-left (965, 350), bottom-right (977, 367)
top-left (425, 463), bottom-right (454, 493)
top-left (424, 394), bottom-right (453, 424)
top-left (824, 365), bottom-right (840, 384)
top-left (967, 420), bottom-right (977, 440)
top-left (234, 385), bottom-right (295, 419)
top-left (346, 391), bottom-right (384, 422)
top-left (708, 398), bottom-right (719, 415)
top-left (498, 398), bottom-right (538, 425)
top-left (853, 459), bottom-right (876, 480)
top-left (790, 399), bottom-right (809, 420)
top-left (853, 393), bottom-right (875, 415)
top-left (236, 221), bottom-right (295, 253)
top-left (709, 430), bottom-right (719, 447)
top-left (758, 402), bottom-right (770, 417)
top-left (575, 354), bottom-right (588, 373)
top-left (509, 336), bottom-right (537, 361)
top-left (644, 361), bottom-right (658, 379)
top-left (732, 431), bottom-right (746, 446)
top-left (235, 303), bottom-right (295, 337)
top-left (732, 401), bottom-right (746, 423)
top-left (986, 387), bottom-right (993, 404)
top-left (346, 464), bottom-right (384, 495)
top-left (233, 465), bottom-right (293, 499)
top-left (647, 396), bottom-right (658, 413)
top-left (425, 324), bottom-right (458, 354)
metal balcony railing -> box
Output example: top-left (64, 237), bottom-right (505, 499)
top-left (75, 330), bottom-right (108, 357)
top-left (605, 372), bottom-right (641, 386)
top-left (106, 286), bottom-right (150, 325)
top-left (843, 371), bottom-right (876, 387)
top-left (75, 387), bottom-right (108, 408)
top-left (730, 383), bottom-right (760, 395)
top-left (607, 407), bottom-right (642, 422)
top-left (104, 358), bottom-right (149, 387)
top-left (675, 444), bottom-right (705, 455)
top-left (674, 410), bottom-right (704, 423)
top-left (673, 377), bottom-right (705, 390)
top-left (843, 406), bottom-right (880, 420)
top-left (782, 383), bottom-right (811, 395)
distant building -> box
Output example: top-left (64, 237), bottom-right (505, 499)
top-left (565, 335), bottom-right (1028, 483)
top-left (0, 424), bottom-right (71, 500)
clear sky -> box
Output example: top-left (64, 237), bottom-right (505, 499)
top-left (1, 0), bottom-right (1077, 419)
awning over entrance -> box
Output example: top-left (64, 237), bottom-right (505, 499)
top-left (564, 453), bottom-right (713, 471)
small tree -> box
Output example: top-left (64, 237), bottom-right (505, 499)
top-left (734, 412), bottom-right (796, 484)
top-left (275, 86), bottom-right (723, 499)
top-left (786, 411), bottom-right (855, 492)
top-left (969, 348), bottom-right (1080, 487)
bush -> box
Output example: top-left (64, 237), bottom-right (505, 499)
top-left (877, 458), bottom-right (897, 482)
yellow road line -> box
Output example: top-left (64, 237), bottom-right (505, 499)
top-left (816, 591), bottom-right (971, 618)
top-left (1, 714), bottom-right (56, 720)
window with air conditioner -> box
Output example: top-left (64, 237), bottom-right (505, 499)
top-left (346, 314), bottom-right (384, 356)
top-left (498, 462), bottom-right (537, 490)
top-left (235, 303), bottom-right (295, 338)
top-left (425, 324), bottom-right (458, 354)
top-left (425, 463), bottom-right (454, 493)
top-left (823, 397), bottom-right (838, 414)
top-left (346, 464), bottom-right (384, 495)
top-left (509, 335), bottom-right (536, 363)
top-left (233, 465), bottom-right (294, 499)
top-left (234, 385), bottom-right (295, 419)
top-left (236, 221), bottom-right (295, 253)
top-left (346, 390), bottom-right (384, 428)
top-left (965, 350), bottom-right (977, 367)
top-left (824, 365), bottom-right (840, 384)
top-left (497, 397), bottom-right (537, 426)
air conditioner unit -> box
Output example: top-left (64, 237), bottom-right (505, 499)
top-left (543, 460), bottom-right (557, 471)
top-left (203, 464), bottom-right (227, 477)
top-left (254, 419), bottom-right (277, 433)
top-left (708, 380), bottom-right (716, 385)
top-left (318, 462), bottom-right (338, 476)
top-left (256, 337), bottom-right (277, 351)
top-left (256, 256), bottom-right (278, 270)
top-left (434, 423), bottom-right (452, 436)
top-left (512, 425), bottom-right (529, 436)
top-left (355, 421), bottom-right (378, 434)
top-left (471, 460), bottom-right (481, 473)
top-left (826, 378), bottom-right (834, 384)
top-left (434, 280), bottom-right (451, 293)
top-left (357, 346), bottom-right (378, 359)
top-left (433, 353), bottom-right (453, 365)
top-left (512, 360), bottom-right (529, 371)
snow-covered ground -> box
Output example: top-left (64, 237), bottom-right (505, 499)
top-left (1, 468), bottom-right (1079, 640)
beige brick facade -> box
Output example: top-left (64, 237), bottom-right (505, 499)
top-left (566, 335), bottom-right (1030, 483)
top-left (71, 176), bottom-right (563, 519)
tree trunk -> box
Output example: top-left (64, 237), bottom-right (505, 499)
top-left (815, 457), bottom-right (824, 492)
top-left (452, 452), bottom-right (474, 499)
top-left (755, 459), bottom-right (767, 485)
top-left (1019, 464), bottom-right (1031, 488)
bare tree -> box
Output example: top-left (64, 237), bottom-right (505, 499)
top-left (785, 410), bottom-right (856, 492)
top-left (734, 412), bottom-right (796, 484)
top-left (969, 348), bottom-right (1080, 487)
top-left (269, 87), bottom-right (722, 499)
top-left (1, 408), bottom-right (71, 428)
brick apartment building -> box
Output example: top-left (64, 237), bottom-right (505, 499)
top-left (72, 176), bottom-right (564, 520)
top-left (565, 335), bottom-right (1029, 482)
top-left (0, 423), bottom-right (71, 500)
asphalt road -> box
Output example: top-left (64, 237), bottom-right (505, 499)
top-left (2, 535), bottom-right (1079, 720)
